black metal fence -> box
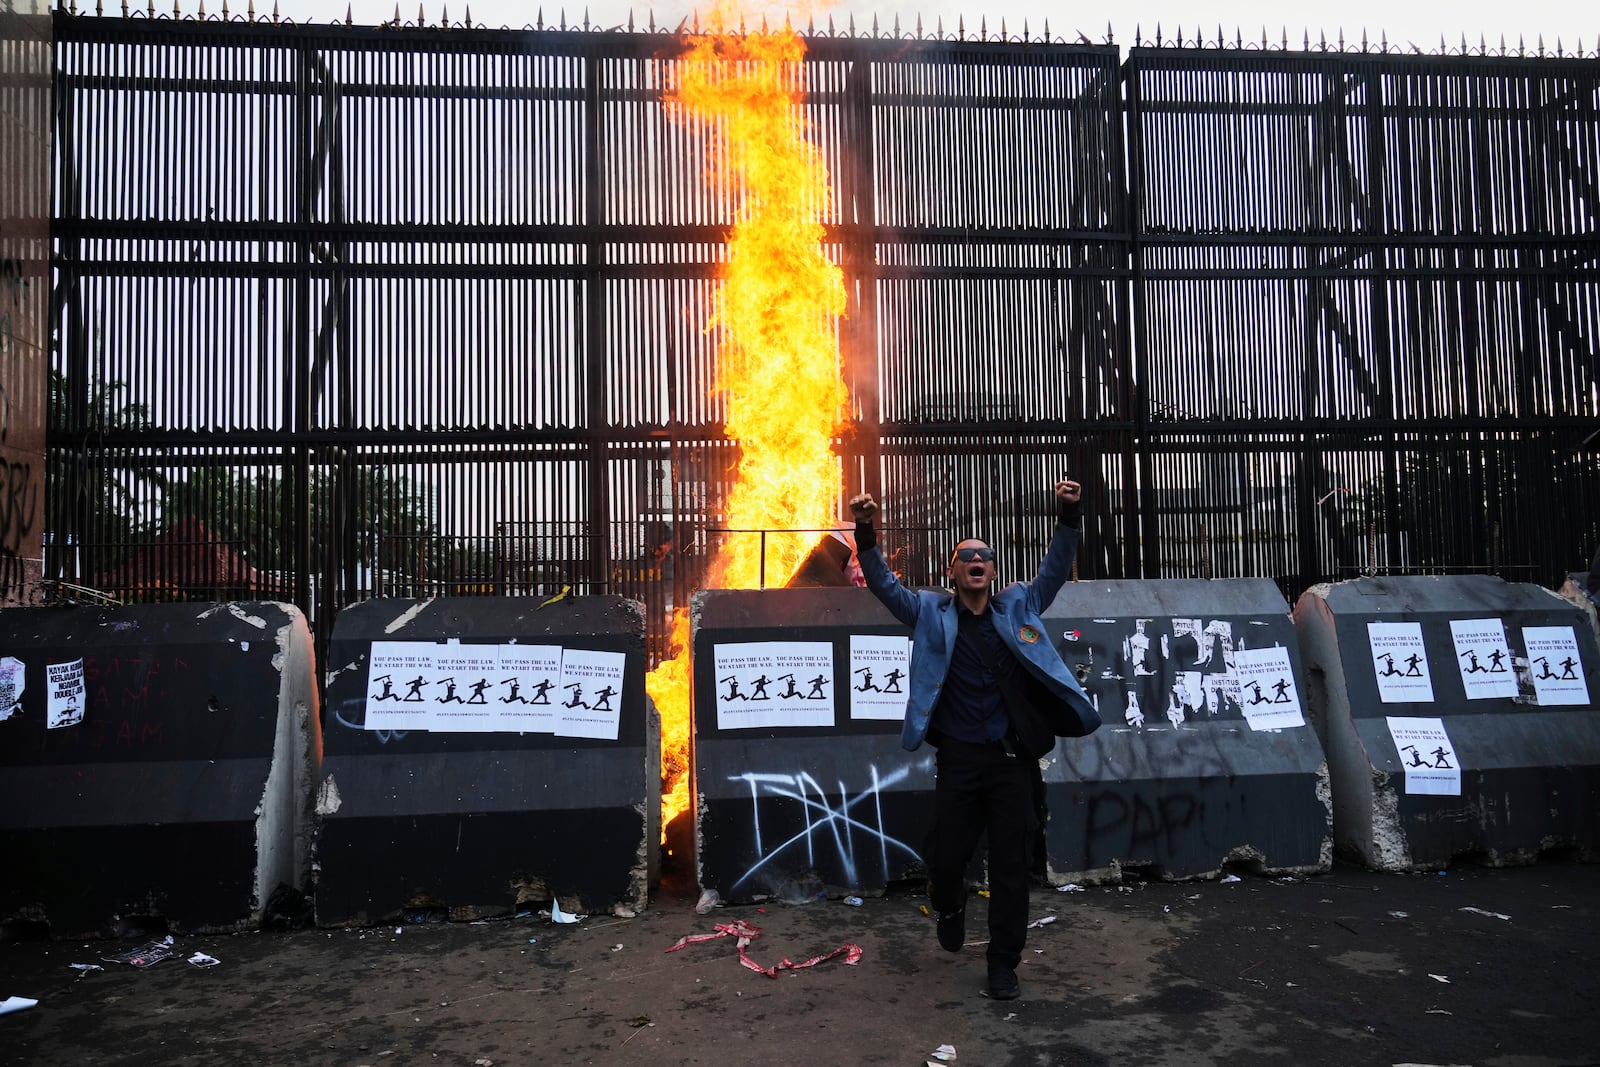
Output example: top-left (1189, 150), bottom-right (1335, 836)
top-left (46, 13), bottom-right (1600, 660)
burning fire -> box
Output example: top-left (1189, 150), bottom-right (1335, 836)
top-left (647, 14), bottom-right (849, 838)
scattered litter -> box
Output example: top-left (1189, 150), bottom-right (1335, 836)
top-left (1388, 911), bottom-right (1409, 919)
top-left (186, 952), bottom-right (221, 968)
top-left (929, 1043), bottom-right (957, 1062)
top-left (627, 1016), bottom-right (652, 1028)
top-left (612, 905), bottom-right (638, 918)
top-left (474, 1059), bottom-right (494, 1066)
top-left (68, 964), bottom-right (104, 973)
top-left (1026, 915), bottom-right (1056, 929)
top-left (694, 889), bottom-right (720, 915)
top-left (1163, 905), bottom-right (1171, 913)
top-left (977, 889), bottom-right (991, 898)
top-left (842, 896), bottom-right (863, 907)
top-left (102, 936), bottom-right (181, 968)
top-left (1425, 1009), bottom-right (1453, 1015)
top-left (550, 898), bottom-right (584, 924)
top-left (1221, 874), bottom-right (1242, 883)
top-left (1002, 1012), bottom-right (1017, 1021)
top-left (1458, 907), bottom-right (1511, 921)
top-left (1117, 886), bottom-right (1134, 894)
top-left (0, 997), bottom-right (38, 1016)
top-left (1055, 883), bottom-right (1085, 893)
top-left (394, 927), bottom-right (403, 935)
top-left (1187, 894), bottom-right (1201, 900)
top-left (1428, 974), bottom-right (1451, 984)
top-left (527, 938), bottom-right (539, 945)
top-left (918, 904), bottom-right (932, 917)
top-left (611, 944), bottom-right (624, 952)
top-left (664, 918), bottom-right (862, 979)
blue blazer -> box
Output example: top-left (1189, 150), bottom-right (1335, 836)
top-left (859, 522), bottom-right (1099, 752)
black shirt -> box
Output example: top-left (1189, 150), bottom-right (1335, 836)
top-left (932, 601), bottom-right (1017, 743)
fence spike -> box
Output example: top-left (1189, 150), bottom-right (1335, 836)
top-left (1133, 23), bottom-right (1141, 46)
top-left (1537, 33), bottom-right (1545, 56)
top-left (1154, 22), bottom-right (1161, 46)
top-left (1360, 28), bottom-right (1368, 52)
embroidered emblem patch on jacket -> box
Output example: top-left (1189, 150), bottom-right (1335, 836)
top-left (1019, 625), bottom-right (1040, 644)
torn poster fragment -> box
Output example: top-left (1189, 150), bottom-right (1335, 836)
top-left (0, 657), bottom-right (24, 721)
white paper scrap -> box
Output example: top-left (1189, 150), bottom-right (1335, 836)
top-left (550, 898), bottom-right (584, 924)
top-left (187, 952), bottom-right (221, 968)
top-left (0, 996), bottom-right (38, 1015)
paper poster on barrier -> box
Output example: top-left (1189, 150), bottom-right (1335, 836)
top-left (554, 648), bottom-right (627, 740)
top-left (494, 643), bottom-right (562, 732)
top-left (1522, 626), bottom-right (1590, 706)
top-left (428, 643), bottom-right (501, 732)
top-left (1385, 716), bottom-right (1461, 795)
top-left (0, 657), bottom-right (23, 721)
top-left (1367, 622), bottom-right (1435, 703)
top-left (1232, 645), bottom-right (1305, 730)
top-left (849, 635), bottom-right (910, 721)
top-left (712, 641), bottom-right (834, 730)
top-left (366, 641), bottom-right (440, 731)
top-left (46, 659), bottom-right (86, 729)
top-left (1449, 618), bottom-right (1518, 700)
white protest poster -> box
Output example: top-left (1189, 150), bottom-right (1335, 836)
top-left (494, 643), bottom-right (562, 732)
top-left (1522, 626), bottom-right (1590, 706)
top-left (712, 641), bottom-right (834, 730)
top-left (0, 656), bottom-right (23, 721)
top-left (1231, 645), bottom-right (1305, 730)
top-left (849, 635), bottom-right (910, 721)
top-left (46, 659), bottom-right (86, 729)
top-left (1385, 716), bottom-right (1461, 795)
top-left (365, 641), bottom-right (440, 731)
top-left (1366, 622), bottom-right (1435, 703)
top-left (554, 648), bottom-right (627, 740)
top-left (1449, 618), bottom-right (1518, 700)
top-left (428, 643), bottom-right (500, 732)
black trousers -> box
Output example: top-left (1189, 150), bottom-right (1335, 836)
top-left (925, 737), bottom-right (1037, 969)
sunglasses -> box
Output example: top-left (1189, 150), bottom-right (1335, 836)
top-left (949, 546), bottom-right (996, 564)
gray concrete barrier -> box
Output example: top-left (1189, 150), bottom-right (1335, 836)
top-left (1294, 576), bottom-right (1600, 870)
top-left (316, 596), bottom-right (657, 925)
top-left (0, 602), bottom-right (319, 936)
top-left (693, 587), bottom-right (935, 903)
top-left (1043, 579), bottom-right (1333, 881)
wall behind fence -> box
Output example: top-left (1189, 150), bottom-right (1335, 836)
top-left (44, 15), bottom-right (1600, 660)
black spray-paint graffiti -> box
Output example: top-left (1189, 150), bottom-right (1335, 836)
top-left (725, 763), bottom-right (922, 891)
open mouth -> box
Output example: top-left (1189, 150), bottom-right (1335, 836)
top-left (966, 565), bottom-right (986, 579)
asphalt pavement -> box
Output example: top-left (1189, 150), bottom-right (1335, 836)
top-left (2, 859), bottom-right (1597, 1067)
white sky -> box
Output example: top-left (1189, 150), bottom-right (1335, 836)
top-left (269, 0), bottom-right (1590, 53)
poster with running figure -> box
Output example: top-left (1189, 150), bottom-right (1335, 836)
top-left (1231, 645), bottom-right (1306, 730)
top-left (429, 643), bottom-right (500, 732)
top-left (493, 643), bottom-right (562, 732)
top-left (1366, 622), bottom-right (1435, 703)
top-left (366, 641), bottom-right (440, 731)
top-left (711, 641), bottom-right (835, 730)
top-left (1385, 716), bottom-right (1461, 795)
top-left (1521, 626), bottom-right (1590, 706)
top-left (554, 647), bottom-right (627, 740)
top-left (849, 635), bottom-right (910, 721)
top-left (1449, 618), bottom-right (1518, 700)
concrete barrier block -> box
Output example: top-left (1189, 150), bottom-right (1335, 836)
top-left (693, 588), bottom-right (934, 903)
top-left (1043, 579), bottom-right (1333, 881)
top-left (1294, 576), bottom-right (1600, 870)
top-left (317, 596), bottom-right (656, 925)
top-left (0, 602), bottom-right (320, 936)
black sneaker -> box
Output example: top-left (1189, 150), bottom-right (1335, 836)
top-left (936, 908), bottom-right (965, 953)
top-left (986, 964), bottom-right (1021, 1000)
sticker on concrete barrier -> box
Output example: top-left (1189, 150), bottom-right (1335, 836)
top-left (0, 656), bottom-right (23, 721)
top-left (429, 643), bottom-right (501, 732)
top-left (366, 641), bottom-right (446, 731)
top-left (1521, 626), bottom-right (1590, 706)
top-left (46, 659), bottom-right (86, 729)
top-left (849, 635), bottom-right (910, 721)
top-left (1385, 716), bottom-right (1460, 795)
top-left (1367, 622), bottom-right (1435, 703)
top-left (555, 647), bottom-right (627, 740)
top-left (712, 641), bottom-right (834, 729)
top-left (1231, 646), bottom-right (1305, 730)
top-left (1449, 619), bottom-right (1518, 700)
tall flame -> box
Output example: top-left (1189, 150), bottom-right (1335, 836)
top-left (647, 17), bottom-right (849, 838)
